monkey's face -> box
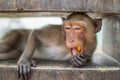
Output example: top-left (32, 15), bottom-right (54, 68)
top-left (63, 20), bottom-right (87, 57)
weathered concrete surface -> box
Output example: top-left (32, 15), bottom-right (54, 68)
top-left (103, 15), bottom-right (120, 61)
top-left (0, 59), bottom-right (120, 80)
top-left (0, 12), bottom-right (105, 19)
top-left (0, 0), bottom-right (119, 13)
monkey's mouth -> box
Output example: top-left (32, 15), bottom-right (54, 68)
top-left (71, 46), bottom-right (82, 56)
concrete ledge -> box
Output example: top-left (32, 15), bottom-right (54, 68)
top-left (0, 0), bottom-right (119, 13)
top-left (0, 60), bottom-right (120, 80)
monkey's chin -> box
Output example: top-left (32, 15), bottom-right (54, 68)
top-left (71, 48), bottom-right (81, 56)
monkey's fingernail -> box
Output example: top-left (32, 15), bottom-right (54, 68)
top-left (80, 54), bottom-right (85, 58)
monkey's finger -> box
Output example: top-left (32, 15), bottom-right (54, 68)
top-left (23, 64), bottom-right (28, 80)
top-left (76, 56), bottom-right (87, 66)
top-left (31, 60), bottom-right (36, 67)
top-left (80, 54), bottom-right (85, 58)
top-left (19, 64), bottom-right (23, 79)
top-left (73, 57), bottom-right (83, 67)
top-left (76, 56), bottom-right (87, 63)
top-left (21, 66), bottom-right (25, 80)
top-left (27, 65), bottom-right (31, 79)
top-left (71, 58), bottom-right (79, 67)
top-left (17, 65), bottom-right (20, 78)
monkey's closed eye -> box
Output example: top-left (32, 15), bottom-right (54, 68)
top-left (65, 27), bottom-right (71, 29)
top-left (73, 25), bottom-right (81, 30)
top-left (74, 27), bottom-right (82, 31)
top-left (64, 26), bottom-right (71, 30)
top-left (74, 27), bottom-right (81, 30)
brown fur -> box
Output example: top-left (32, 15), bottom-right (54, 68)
top-left (64, 12), bottom-right (98, 59)
top-left (0, 12), bottom-right (102, 80)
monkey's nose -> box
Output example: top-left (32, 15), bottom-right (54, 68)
top-left (68, 39), bottom-right (74, 43)
top-left (70, 40), bottom-right (74, 42)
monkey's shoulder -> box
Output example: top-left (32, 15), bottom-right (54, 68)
top-left (38, 25), bottom-right (63, 38)
top-left (40, 24), bottom-right (62, 31)
top-left (33, 25), bottom-right (65, 46)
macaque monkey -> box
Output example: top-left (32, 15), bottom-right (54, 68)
top-left (0, 12), bottom-right (102, 80)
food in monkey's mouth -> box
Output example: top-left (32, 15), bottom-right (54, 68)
top-left (76, 46), bottom-right (81, 52)
top-left (71, 46), bottom-right (81, 56)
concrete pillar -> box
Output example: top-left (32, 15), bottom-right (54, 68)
top-left (103, 15), bottom-right (120, 61)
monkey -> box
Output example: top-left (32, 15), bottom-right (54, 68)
top-left (0, 12), bottom-right (119, 80)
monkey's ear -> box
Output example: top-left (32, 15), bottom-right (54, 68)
top-left (93, 19), bottom-right (102, 33)
top-left (61, 17), bottom-right (66, 21)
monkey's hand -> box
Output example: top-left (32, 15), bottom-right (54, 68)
top-left (71, 54), bottom-right (87, 67)
top-left (17, 59), bottom-right (36, 80)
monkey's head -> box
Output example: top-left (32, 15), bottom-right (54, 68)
top-left (63, 12), bottom-right (102, 58)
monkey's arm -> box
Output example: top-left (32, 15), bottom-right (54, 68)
top-left (18, 30), bottom-right (37, 80)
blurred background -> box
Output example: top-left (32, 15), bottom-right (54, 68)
top-left (0, 17), bottom-right (102, 53)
